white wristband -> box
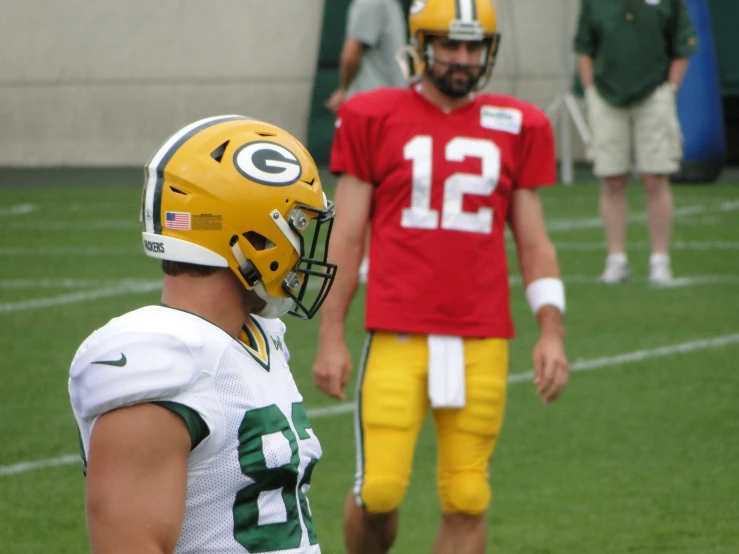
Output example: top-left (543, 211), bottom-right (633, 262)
top-left (525, 278), bottom-right (565, 315)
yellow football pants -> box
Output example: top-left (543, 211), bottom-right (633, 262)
top-left (353, 331), bottom-right (509, 515)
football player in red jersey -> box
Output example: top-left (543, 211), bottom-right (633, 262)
top-left (312, 1), bottom-right (569, 552)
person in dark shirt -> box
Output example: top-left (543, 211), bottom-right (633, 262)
top-left (574, 0), bottom-right (698, 284)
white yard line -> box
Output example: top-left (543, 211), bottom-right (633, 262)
top-left (0, 281), bottom-right (161, 313)
top-left (537, 241), bottom-right (739, 251)
top-left (656, 276), bottom-right (739, 288)
top-left (0, 278), bottom-right (331, 314)
top-left (1, 273), bottom-right (735, 316)
top-left (0, 279), bottom-right (157, 289)
top-left (0, 455), bottom-right (80, 476)
top-left (6, 221), bottom-right (138, 230)
top-left (546, 205), bottom-right (707, 233)
top-left (545, 201), bottom-right (739, 234)
top-left (4, 199), bottom-right (733, 237)
top-left (3, 332), bottom-right (738, 477)
top-left (506, 274), bottom-right (739, 287)
top-left (0, 247), bottom-right (140, 256)
top-left (0, 203), bottom-right (38, 216)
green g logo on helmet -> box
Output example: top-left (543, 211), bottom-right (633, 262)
top-left (233, 141), bottom-right (303, 187)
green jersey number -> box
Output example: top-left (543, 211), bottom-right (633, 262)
top-left (233, 402), bottom-right (319, 552)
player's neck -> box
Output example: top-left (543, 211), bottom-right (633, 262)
top-left (417, 79), bottom-right (475, 112)
top-left (160, 271), bottom-right (248, 338)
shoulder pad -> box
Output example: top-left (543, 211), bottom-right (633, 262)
top-left (70, 332), bottom-right (202, 420)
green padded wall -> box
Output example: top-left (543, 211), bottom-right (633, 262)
top-left (709, 0), bottom-right (739, 95)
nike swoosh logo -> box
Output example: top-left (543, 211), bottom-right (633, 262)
top-left (92, 353), bottom-right (127, 367)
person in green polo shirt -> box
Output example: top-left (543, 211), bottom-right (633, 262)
top-left (574, 0), bottom-right (698, 284)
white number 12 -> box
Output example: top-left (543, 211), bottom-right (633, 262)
top-left (401, 136), bottom-right (501, 234)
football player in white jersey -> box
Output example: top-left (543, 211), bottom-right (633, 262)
top-left (68, 116), bottom-right (337, 554)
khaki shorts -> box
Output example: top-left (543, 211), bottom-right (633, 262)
top-left (586, 83), bottom-right (683, 178)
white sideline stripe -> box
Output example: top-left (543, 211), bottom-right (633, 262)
top-left (546, 205), bottom-right (706, 233)
top-left (0, 455), bottom-right (80, 476)
top-left (545, 201), bottom-right (739, 234)
top-left (0, 279), bottom-right (158, 290)
top-left (506, 333), bottom-right (739, 384)
top-left (0, 247), bottom-right (140, 256)
top-left (654, 275), bottom-right (739, 288)
top-left (540, 241), bottom-right (739, 251)
top-left (1, 273), bottom-right (734, 315)
top-left (0, 281), bottom-right (161, 313)
top-left (506, 274), bottom-right (739, 287)
top-left (0, 277), bottom-right (326, 314)
top-left (3, 198), bottom-right (736, 234)
top-left (3, 332), bottom-right (738, 477)
top-left (0, 203), bottom-right (38, 216)
top-left (6, 221), bottom-right (139, 230)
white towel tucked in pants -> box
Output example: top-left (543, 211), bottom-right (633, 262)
top-left (427, 335), bottom-right (465, 408)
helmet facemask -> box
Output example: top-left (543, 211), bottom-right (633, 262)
top-left (230, 200), bottom-right (337, 320)
top-left (141, 116), bottom-right (337, 321)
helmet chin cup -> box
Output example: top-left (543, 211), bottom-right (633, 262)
top-left (253, 282), bottom-right (294, 319)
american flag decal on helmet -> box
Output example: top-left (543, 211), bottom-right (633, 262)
top-left (165, 211), bottom-right (191, 230)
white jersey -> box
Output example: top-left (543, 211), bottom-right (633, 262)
top-left (69, 305), bottom-right (322, 554)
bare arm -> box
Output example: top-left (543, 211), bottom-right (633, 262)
top-left (509, 188), bottom-right (568, 402)
top-left (339, 39), bottom-right (365, 91)
top-left (313, 174), bottom-right (373, 399)
top-left (509, 189), bottom-right (563, 336)
top-left (668, 57), bottom-right (690, 88)
top-left (578, 55), bottom-right (594, 89)
top-left (86, 403), bottom-right (191, 554)
top-left (325, 39), bottom-right (365, 113)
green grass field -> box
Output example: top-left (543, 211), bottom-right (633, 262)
top-left (1, 170), bottom-right (738, 553)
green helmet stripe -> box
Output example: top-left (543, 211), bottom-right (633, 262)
top-left (143, 115), bottom-right (247, 235)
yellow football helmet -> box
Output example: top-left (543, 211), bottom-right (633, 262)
top-left (140, 115), bottom-right (336, 320)
top-left (407, 0), bottom-right (501, 93)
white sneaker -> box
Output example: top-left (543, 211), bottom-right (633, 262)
top-left (599, 256), bottom-right (630, 284)
top-left (649, 259), bottom-right (673, 284)
top-left (358, 257), bottom-right (369, 285)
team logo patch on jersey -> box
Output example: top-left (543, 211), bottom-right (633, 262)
top-left (233, 141), bottom-right (302, 186)
top-left (270, 334), bottom-right (283, 351)
top-left (481, 106), bottom-right (523, 135)
top-left (410, 0), bottom-right (428, 15)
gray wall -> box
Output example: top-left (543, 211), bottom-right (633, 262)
top-left (1, 0), bottom-right (584, 166)
top-left (0, 0), bottom-right (326, 166)
top-left (482, 0), bottom-right (586, 161)
top-left (484, 0), bottom-right (579, 102)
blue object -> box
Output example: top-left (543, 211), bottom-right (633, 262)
top-left (674, 0), bottom-right (726, 183)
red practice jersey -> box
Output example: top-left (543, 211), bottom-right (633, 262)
top-left (330, 86), bottom-right (556, 338)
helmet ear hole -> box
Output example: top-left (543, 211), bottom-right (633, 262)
top-left (243, 231), bottom-right (269, 251)
top-left (270, 261), bottom-right (279, 271)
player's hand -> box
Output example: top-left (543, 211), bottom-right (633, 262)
top-left (532, 332), bottom-right (569, 403)
top-left (313, 340), bottom-right (352, 400)
top-left (325, 89), bottom-right (346, 114)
